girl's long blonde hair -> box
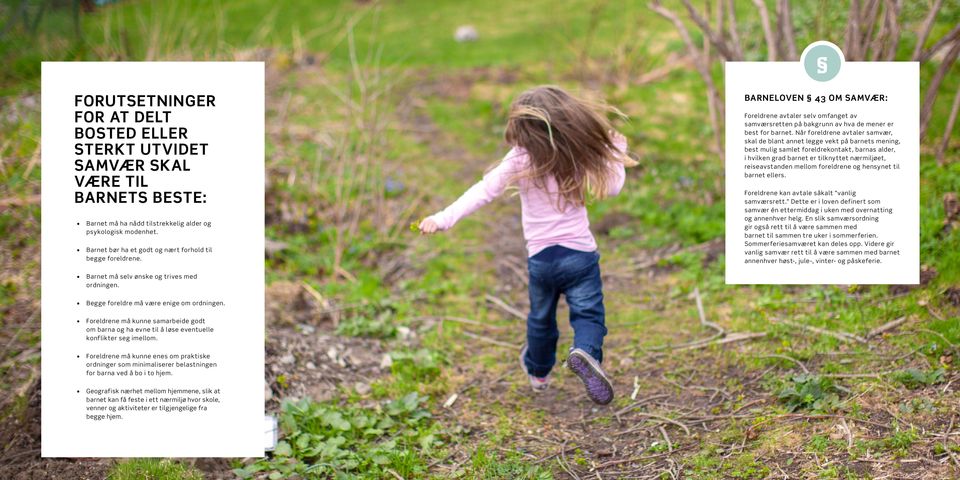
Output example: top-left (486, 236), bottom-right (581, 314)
top-left (504, 85), bottom-right (633, 208)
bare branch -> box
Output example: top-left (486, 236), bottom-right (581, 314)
top-left (936, 81), bottom-right (960, 166)
top-left (715, 0), bottom-right (724, 41)
top-left (460, 330), bottom-right (520, 349)
top-left (919, 22), bottom-right (960, 63)
top-left (866, 316), bottom-right (907, 338)
top-left (621, 411), bottom-right (691, 436)
top-left (868, 4), bottom-right (887, 61)
top-left (752, 0), bottom-right (778, 61)
top-left (844, 0), bottom-right (862, 60)
top-left (680, 0), bottom-right (739, 60)
top-left (674, 331), bottom-right (767, 351)
top-left (703, 0), bottom-right (712, 62)
top-left (921, 39), bottom-right (960, 139)
top-left (724, 0), bottom-right (744, 60)
top-left (912, 0), bottom-right (944, 61)
top-left (484, 293), bottom-right (526, 320)
top-left (694, 286), bottom-right (725, 336)
top-left (635, 54), bottom-right (695, 84)
top-left (649, 0), bottom-right (725, 157)
top-left (860, 0), bottom-right (882, 51)
top-left (773, 318), bottom-right (868, 343)
top-left (772, 3), bottom-right (784, 58)
top-left (882, 0), bottom-right (902, 61)
top-left (777, 0), bottom-right (798, 60)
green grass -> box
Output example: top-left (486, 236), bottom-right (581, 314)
top-left (687, 449), bottom-right (770, 479)
top-left (2, 0), bottom-right (659, 88)
top-left (848, 424), bottom-right (920, 460)
top-left (108, 459), bottom-right (203, 480)
top-left (462, 446), bottom-right (553, 479)
top-left (379, 347), bottom-right (447, 397)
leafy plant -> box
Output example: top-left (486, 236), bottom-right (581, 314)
top-left (899, 397), bottom-right (936, 414)
top-left (776, 374), bottom-right (841, 413)
top-left (890, 368), bottom-right (945, 389)
top-left (336, 311), bottom-right (398, 339)
top-left (647, 441), bottom-right (670, 453)
top-left (805, 434), bottom-right (839, 455)
top-left (886, 428), bottom-right (917, 450)
top-left (237, 393), bottom-right (439, 479)
top-left (881, 425), bottom-right (918, 458)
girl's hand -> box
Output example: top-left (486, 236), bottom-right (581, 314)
top-left (610, 130), bottom-right (626, 144)
top-left (419, 218), bottom-right (440, 235)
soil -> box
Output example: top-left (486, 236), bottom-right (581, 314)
top-left (0, 383), bottom-right (111, 480)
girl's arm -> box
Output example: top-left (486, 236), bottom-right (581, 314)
top-left (421, 148), bottom-right (523, 233)
top-left (606, 132), bottom-right (628, 196)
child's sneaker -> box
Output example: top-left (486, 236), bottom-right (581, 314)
top-left (519, 345), bottom-right (550, 392)
top-left (566, 348), bottom-right (614, 405)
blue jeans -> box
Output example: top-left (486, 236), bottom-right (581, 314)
top-left (523, 245), bottom-right (606, 378)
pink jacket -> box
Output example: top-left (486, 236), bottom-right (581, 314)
top-left (427, 137), bottom-right (627, 256)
